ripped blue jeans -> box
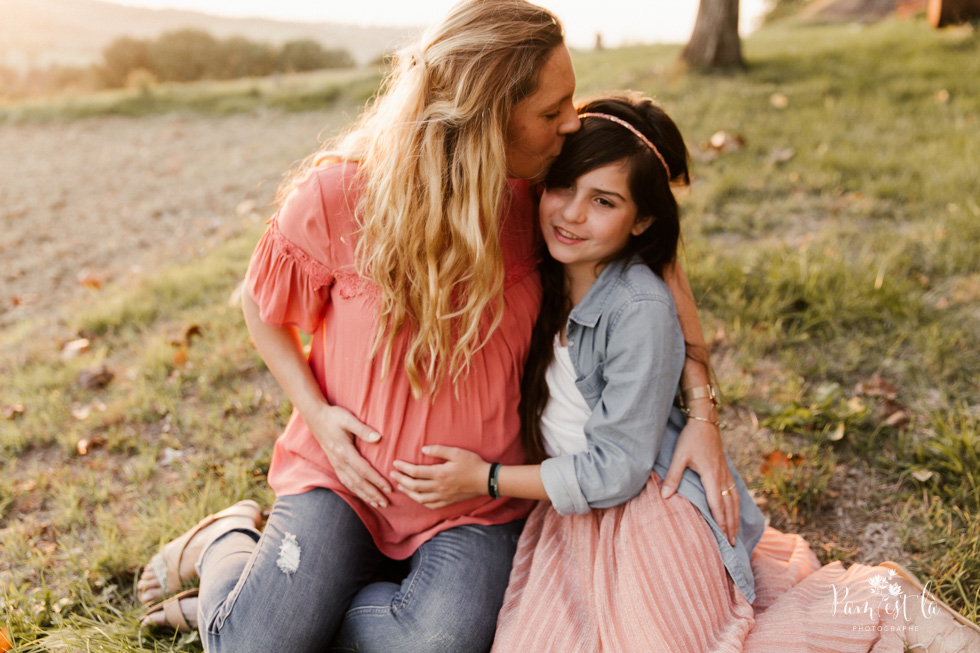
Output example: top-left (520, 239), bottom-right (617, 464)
top-left (196, 488), bottom-right (523, 653)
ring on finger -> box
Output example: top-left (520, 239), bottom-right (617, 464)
top-left (721, 482), bottom-right (737, 496)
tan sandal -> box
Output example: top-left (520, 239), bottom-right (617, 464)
top-left (878, 561), bottom-right (980, 652)
top-left (140, 588), bottom-right (199, 633)
top-left (139, 500), bottom-right (262, 603)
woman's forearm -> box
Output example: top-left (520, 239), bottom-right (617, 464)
top-left (244, 290), bottom-right (391, 505)
top-left (242, 291), bottom-right (331, 420)
top-left (664, 261), bottom-right (718, 420)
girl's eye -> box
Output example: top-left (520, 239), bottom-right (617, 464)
top-left (544, 112), bottom-right (560, 120)
top-left (596, 197), bottom-right (614, 208)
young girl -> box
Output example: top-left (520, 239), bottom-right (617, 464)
top-left (392, 93), bottom-right (765, 649)
top-left (392, 95), bottom-right (980, 652)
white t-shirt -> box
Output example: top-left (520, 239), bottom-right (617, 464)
top-left (539, 335), bottom-right (590, 457)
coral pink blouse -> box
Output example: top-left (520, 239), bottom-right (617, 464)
top-left (245, 162), bottom-right (541, 559)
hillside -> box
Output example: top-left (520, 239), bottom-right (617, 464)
top-left (801, 0), bottom-right (904, 19)
top-left (2, 0), bottom-right (414, 69)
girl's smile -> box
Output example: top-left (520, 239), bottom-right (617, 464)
top-left (553, 225), bottom-right (585, 243)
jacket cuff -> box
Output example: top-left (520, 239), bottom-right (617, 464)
top-left (541, 456), bottom-right (590, 515)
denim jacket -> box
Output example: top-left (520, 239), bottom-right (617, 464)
top-left (538, 257), bottom-right (765, 603)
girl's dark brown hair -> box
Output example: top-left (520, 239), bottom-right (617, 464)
top-left (519, 93), bottom-right (691, 463)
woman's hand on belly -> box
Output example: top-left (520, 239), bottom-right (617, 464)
top-left (310, 403), bottom-right (392, 509)
top-left (392, 445), bottom-right (490, 509)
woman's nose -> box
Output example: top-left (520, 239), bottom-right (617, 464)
top-left (558, 102), bottom-right (580, 135)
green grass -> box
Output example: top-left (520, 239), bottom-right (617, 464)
top-left (0, 67), bottom-right (383, 123)
top-left (2, 15), bottom-right (979, 650)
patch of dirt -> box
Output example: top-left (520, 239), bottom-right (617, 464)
top-left (710, 342), bottom-right (910, 568)
top-left (0, 109), bottom-right (341, 333)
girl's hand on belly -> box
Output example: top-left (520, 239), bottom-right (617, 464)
top-left (392, 445), bottom-right (491, 509)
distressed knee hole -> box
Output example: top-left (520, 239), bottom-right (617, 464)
top-left (277, 532), bottom-right (301, 575)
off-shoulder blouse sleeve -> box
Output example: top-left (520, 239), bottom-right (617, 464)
top-left (245, 169), bottom-right (336, 334)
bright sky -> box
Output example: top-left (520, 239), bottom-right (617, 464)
top-left (104, 0), bottom-right (769, 49)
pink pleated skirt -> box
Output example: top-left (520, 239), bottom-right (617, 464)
top-left (491, 474), bottom-right (908, 652)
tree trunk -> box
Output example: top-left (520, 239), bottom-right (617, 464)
top-left (681, 0), bottom-right (744, 70)
top-left (927, 0), bottom-right (980, 27)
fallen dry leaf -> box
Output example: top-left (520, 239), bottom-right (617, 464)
top-left (846, 396), bottom-right (866, 413)
top-left (768, 147), bottom-right (796, 165)
top-left (71, 405), bottom-right (92, 420)
top-left (77, 365), bottom-right (114, 390)
top-left (37, 540), bottom-right (58, 554)
top-left (228, 281), bottom-right (245, 307)
top-left (827, 422), bottom-right (846, 442)
top-left (173, 346), bottom-right (189, 367)
top-left (61, 338), bottom-right (91, 360)
top-left (77, 436), bottom-right (106, 455)
top-left (854, 373), bottom-right (898, 400)
top-left (2, 404), bottom-right (25, 420)
top-left (770, 92), bottom-right (789, 109)
top-left (911, 469), bottom-right (935, 483)
top-left (184, 324), bottom-right (203, 345)
top-left (236, 198), bottom-right (257, 217)
top-left (883, 410), bottom-right (911, 429)
top-left (707, 130), bottom-right (745, 152)
top-left (77, 272), bottom-right (103, 289)
top-left (874, 398), bottom-right (909, 426)
top-left (0, 625), bottom-right (11, 652)
top-left (760, 450), bottom-right (803, 476)
top-left (70, 400), bottom-right (106, 422)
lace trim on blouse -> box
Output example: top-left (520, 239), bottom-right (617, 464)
top-left (268, 218), bottom-right (334, 288)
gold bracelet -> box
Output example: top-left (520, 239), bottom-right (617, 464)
top-left (680, 384), bottom-right (717, 407)
top-left (686, 414), bottom-right (723, 427)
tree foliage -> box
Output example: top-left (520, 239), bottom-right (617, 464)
top-left (97, 30), bottom-right (356, 88)
top-left (278, 39), bottom-right (355, 73)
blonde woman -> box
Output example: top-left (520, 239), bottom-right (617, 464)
top-left (136, 1), bottom-right (735, 650)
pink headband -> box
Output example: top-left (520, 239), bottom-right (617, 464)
top-left (578, 112), bottom-right (671, 178)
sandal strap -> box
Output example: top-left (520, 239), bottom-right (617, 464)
top-left (162, 594), bottom-right (192, 633)
top-left (143, 588), bottom-right (198, 634)
top-left (166, 500), bottom-right (261, 595)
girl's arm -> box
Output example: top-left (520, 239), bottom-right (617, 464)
top-left (662, 261), bottom-right (739, 544)
top-left (396, 295), bottom-right (679, 513)
top-left (243, 292), bottom-right (392, 509)
top-left (391, 445), bottom-right (548, 509)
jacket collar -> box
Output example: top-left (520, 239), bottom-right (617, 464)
top-left (567, 258), bottom-right (629, 329)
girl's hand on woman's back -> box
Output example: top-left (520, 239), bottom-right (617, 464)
top-left (392, 446), bottom-right (491, 509)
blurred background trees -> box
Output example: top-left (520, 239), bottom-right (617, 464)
top-left (98, 30), bottom-right (356, 88)
top-left (0, 29), bottom-right (356, 98)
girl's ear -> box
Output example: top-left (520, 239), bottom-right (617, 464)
top-left (631, 215), bottom-right (655, 236)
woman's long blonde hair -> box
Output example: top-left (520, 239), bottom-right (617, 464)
top-left (329, 0), bottom-right (563, 396)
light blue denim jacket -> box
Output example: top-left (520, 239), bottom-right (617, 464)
top-left (538, 257), bottom-right (765, 603)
